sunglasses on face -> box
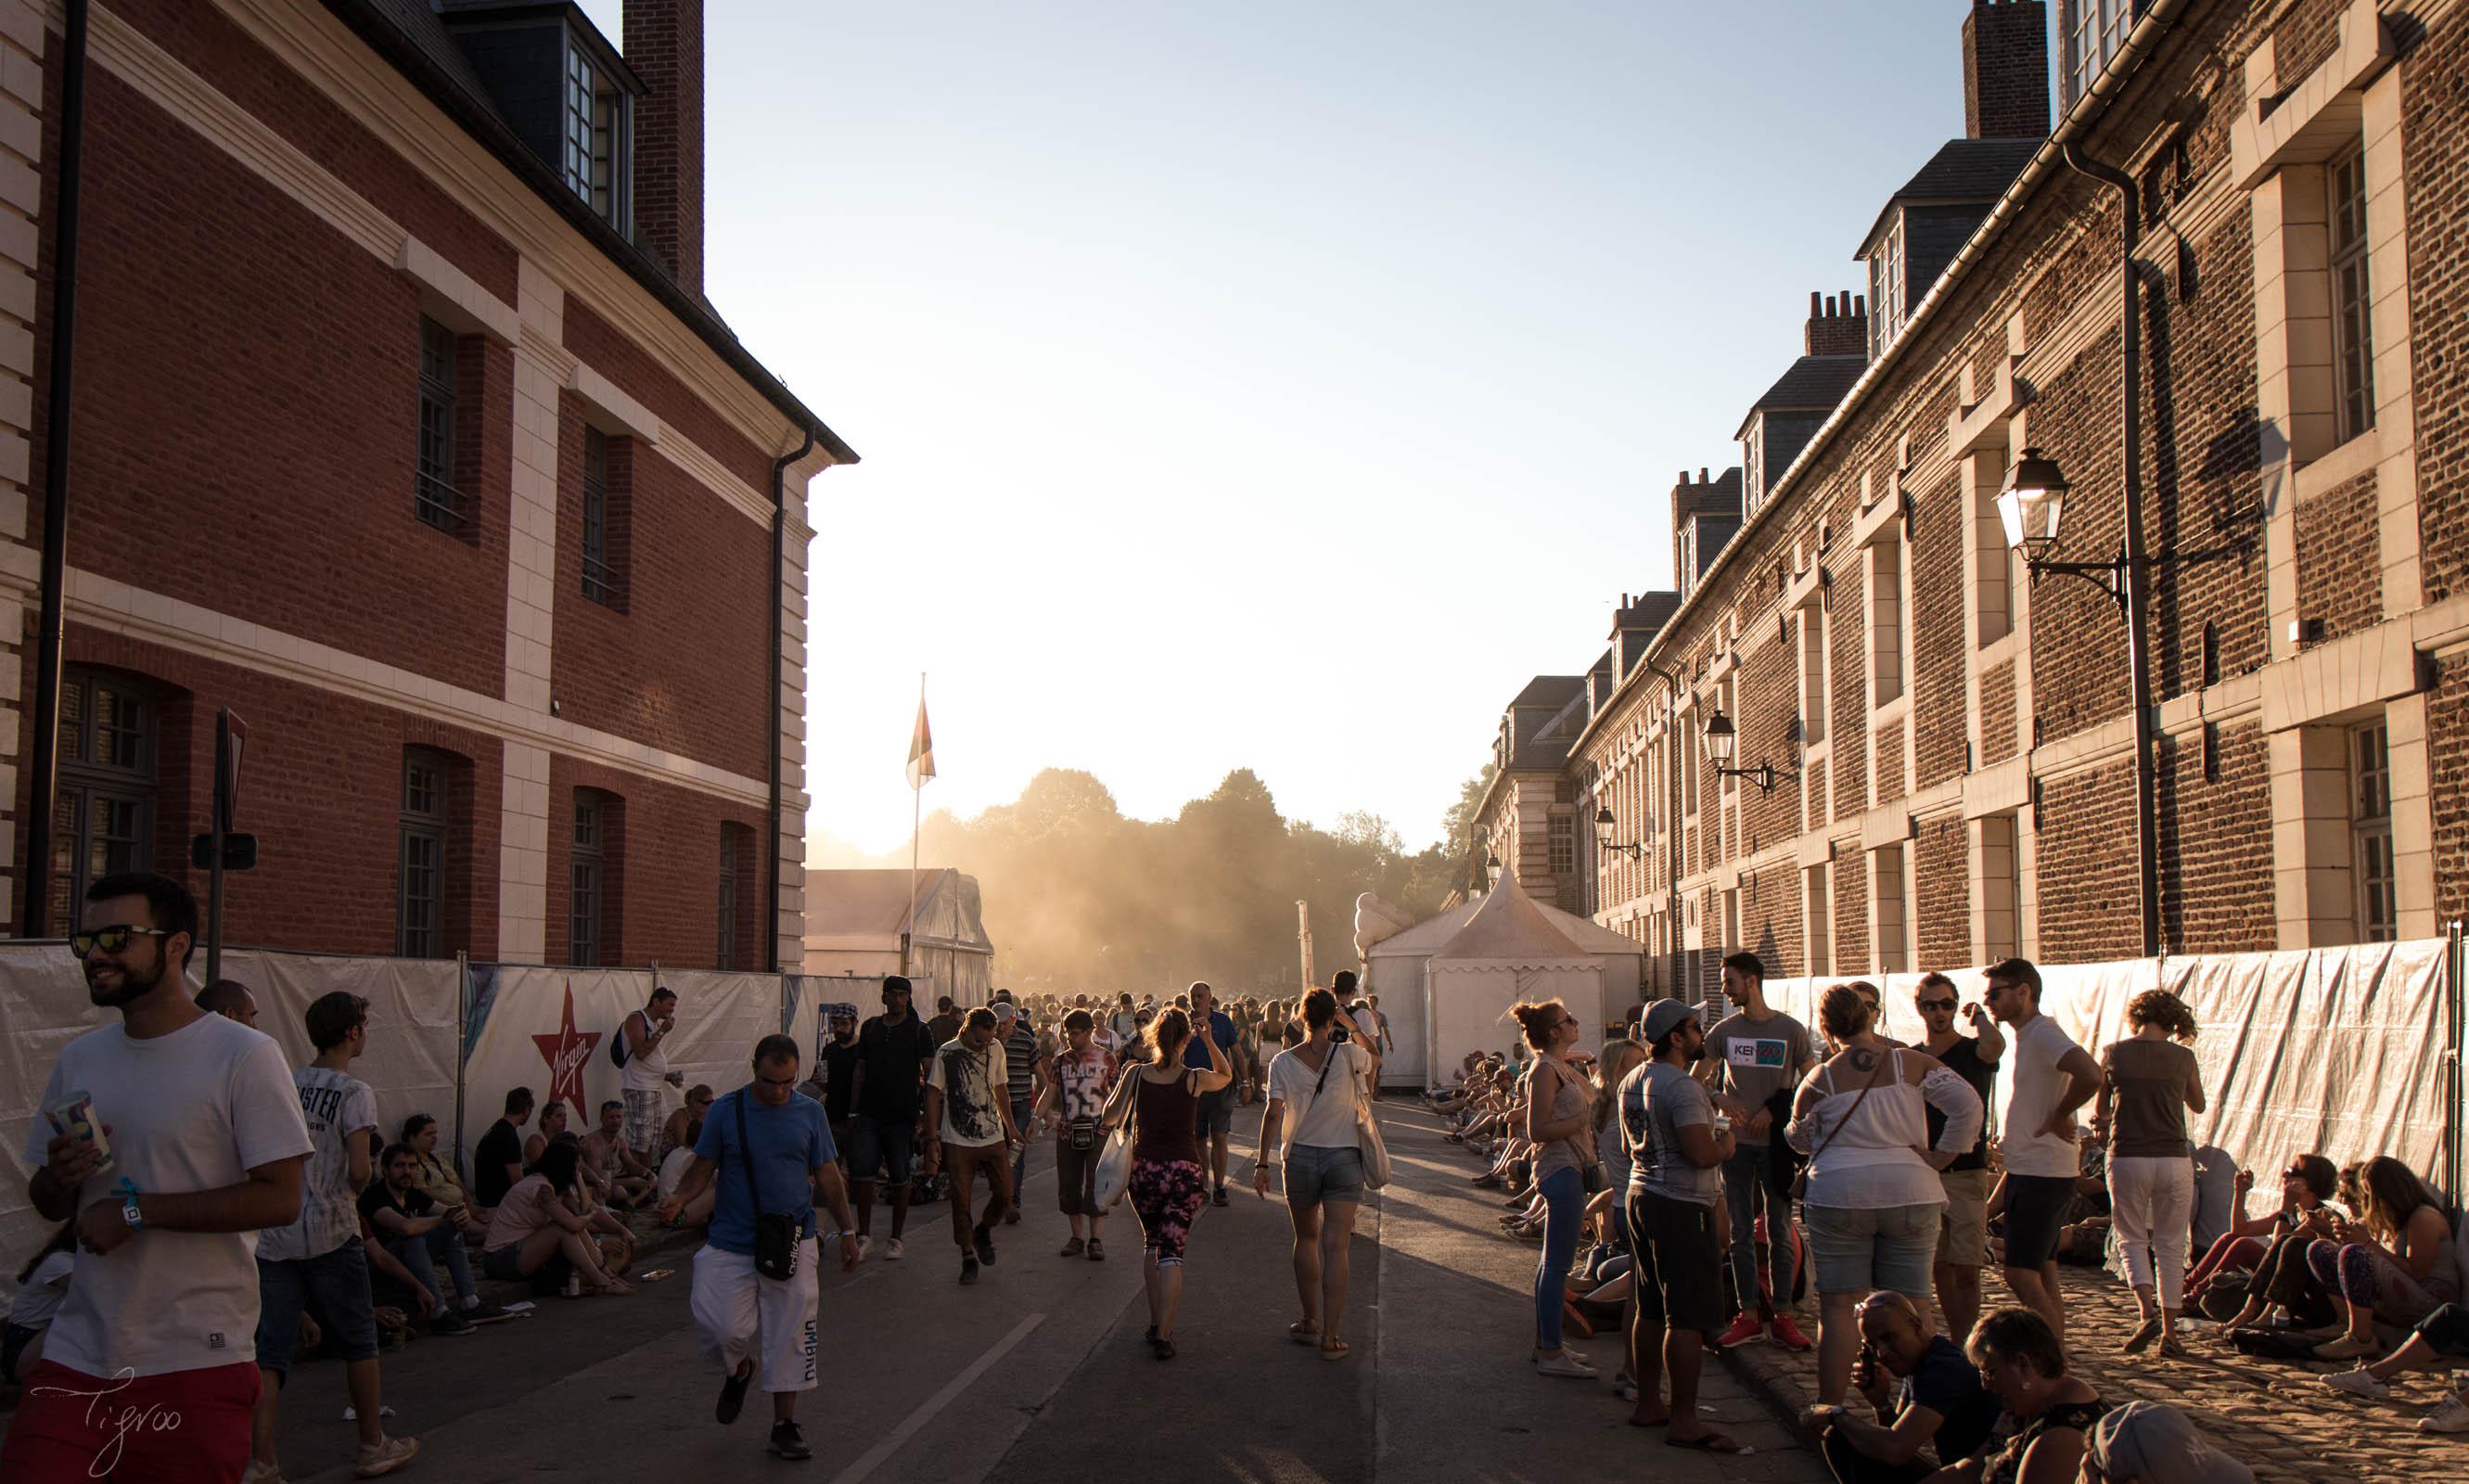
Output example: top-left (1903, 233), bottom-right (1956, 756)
top-left (70, 924), bottom-right (170, 958)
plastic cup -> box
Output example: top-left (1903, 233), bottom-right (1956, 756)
top-left (44, 1090), bottom-right (114, 1176)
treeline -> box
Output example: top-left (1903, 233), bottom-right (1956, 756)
top-left (878, 766), bottom-right (1490, 995)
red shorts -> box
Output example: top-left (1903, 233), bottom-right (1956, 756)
top-left (0, 1358), bottom-right (260, 1483)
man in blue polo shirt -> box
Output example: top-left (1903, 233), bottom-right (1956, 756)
top-left (1184, 981), bottom-right (1241, 1206)
top-left (659, 1034), bottom-right (861, 1463)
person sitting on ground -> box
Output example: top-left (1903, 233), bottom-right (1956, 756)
top-left (583, 1099), bottom-right (659, 1210)
top-left (3, 1222), bottom-right (74, 1384)
top-left (360, 1144), bottom-right (481, 1334)
top-left (2322, 1300), bottom-right (2469, 1433)
top-left (400, 1113), bottom-right (489, 1239)
top-left (2185, 1153), bottom-right (2337, 1312)
top-left (1924, 1308), bottom-right (2106, 1484)
top-left (658, 1113), bottom-right (717, 1229)
top-left (480, 1143), bottom-right (633, 1295)
top-left (2303, 1155), bottom-right (2461, 1362)
top-left (524, 1097), bottom-right (574, 1169)
top-left (475, 1085), bottom-right (535, 1208)
top-left (664, 1083), bottom-right (717, 1158)
top-left (1805, 1292), bottom-right (2001, 1484)
top-left (2082, 1401), bottom-right (2255, 1484)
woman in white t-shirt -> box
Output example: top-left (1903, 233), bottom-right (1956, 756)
top-left (3, 1222), bottom-right (74, 1383)
top-left (1253, 988), bottom-right (1380, 1361)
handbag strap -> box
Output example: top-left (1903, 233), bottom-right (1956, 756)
top-left (1803, 1049), bottom-right (1888, 1168)
top-left (731, 1087), bottom-right (763, 1216)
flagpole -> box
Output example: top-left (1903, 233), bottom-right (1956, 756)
top-left (904, 672), bottom-right (923, 976)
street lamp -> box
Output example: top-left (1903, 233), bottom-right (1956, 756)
top-left (1595, 805), bottom-right (1647, 861)
top-left (1701, 710), bottom-right (1777, 793)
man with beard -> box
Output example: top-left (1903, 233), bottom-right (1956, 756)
top-left (1183, 982), bottom-right (1241, 1207)
top-left (816, 1005), bottom-right (864, 1180)
top-left (1620, 998), bottom-right (1744, 1454)
top-left (923, 1009), bottom-right (1020, 1285)
top-left (6, 874), bottom-right (313, 1484)
top-left (846, 977), bottom-right (934, 1260)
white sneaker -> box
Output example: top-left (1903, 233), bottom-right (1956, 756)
top-left (884, 1237), bottom-right (905, 1261)
top-left (353, 1435), bottom-right (419, 1478)
top-left (2421, 1396), bottom-right (2469, 1434)
top-left (2324, 1368), bottom-right (2390, 1400)
top-left (853, 1235), bottom-right (873, 1262)
top-left (241, 1462), bottom-right (285, 1484)
top-left (1535, 1350), bottom-right (1597, 1378)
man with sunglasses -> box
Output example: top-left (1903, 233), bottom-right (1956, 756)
top-left (1982, 956), bottom-right (2102, 1346)
top-left (1914, 972), bottom-right (2003, 1345)
top-left (6, 873), bottom-right (313, 1484)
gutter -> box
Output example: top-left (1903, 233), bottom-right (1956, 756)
top-left (765, 426), bottom-right (816, 975)
top-left (319, 0), bottom-right (858, 467)
top-left (1568, 0), bottom-right (2191, 760)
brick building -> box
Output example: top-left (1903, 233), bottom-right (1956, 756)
top-left (1511, 0), bottom-right (2465, 995)
top-left (0, 0), bottom-right (853, 967)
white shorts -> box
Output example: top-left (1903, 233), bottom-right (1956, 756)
top-left (689, 1239), bottom-right (820, 1394)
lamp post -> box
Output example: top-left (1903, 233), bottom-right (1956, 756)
top-left (1994, 445), bottom-right (2248, 958)
top-left (1594, 805), bottom-right (1646, 861)
top-left (1702, 710), bottom-right (1777, 794)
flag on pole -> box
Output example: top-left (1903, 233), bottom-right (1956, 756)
top-left (906, 697), bottom-right (936, 789)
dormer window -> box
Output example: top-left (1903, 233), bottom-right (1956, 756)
top-left (565, 46), bottom-right (624, 226)
top-left (1868, 217), bottom-right (1905, 358)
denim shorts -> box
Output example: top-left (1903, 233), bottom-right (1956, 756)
top-left (1803, 1201), bottom-right (1939, 1298)
top-left (1284, 1144), bottom-right (1364, 1208)
top-left (844, 1115), bottom-right (915, 1185)
top-left (255, 1238), bottom-right (380, 1376)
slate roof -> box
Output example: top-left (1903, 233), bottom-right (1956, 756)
top-left (1856, 138), bottom-right (2044, 257)
top-left (1744, 354), bottom-right (1868, 418)
top-left (1512, 675), bottom-right (1586, 710)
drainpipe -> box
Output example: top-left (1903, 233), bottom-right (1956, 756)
top-left (22, 0), bottom-right (91, 938)
top-left (2062, 142), bottom-right (2162, 960)
top-left (764, 427), bottom-right (815, 974)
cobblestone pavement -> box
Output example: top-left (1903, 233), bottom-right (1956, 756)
top-left (1717, 1269), bottom-right (2469, 1484)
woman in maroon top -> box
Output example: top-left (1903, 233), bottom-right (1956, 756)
top-left (1104, 1006), bottom-right (1233, 1359)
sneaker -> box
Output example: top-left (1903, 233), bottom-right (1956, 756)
top-left (1535, 1350), bottom-right (1598, 1378)
top-left (461, 1302), bottom-right (514, 1325)
top-left (1212, 1186), bottom-right (1230, 1207)
top-left (352, 1435), bottom-right (420, 1478)
top-left (960, 1256), bottom-right (979, 1286)
top-left (769, 1420), bottom-right (813, 1460)
top-left (854, 1235), bottom-right (873, 1262)
top-left (1060, 1236), bottom-right (1086, 1258)
top-left (1714, 1312), bottom-right (1765, 1349)
top-left (1770, 1315), bottom-right (1815, 1352)
top-left (429, 1311), bottom-right (475, 1337)
top-left (1004, 1208), bottom-right (1022, 1225)
top-left (2422, 1396), bottom-right (2469, 1434)
top-left (1086, 1238), bottom-right (1106, 1261)
top-left (717, 1362), bottom-right (753, 1424)
top-left (883, 1237), bottom-right (905, 1261)
top-left (2325, 1368), bottom-right (2391, 1400)
top-left (974, 1224), bottom-right (997, 1267)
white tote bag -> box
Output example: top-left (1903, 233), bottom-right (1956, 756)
top-left (1092, 1072), bottom-right (1139, 1209)
top-left (1353, 1059), bottom-right (1391, 1189)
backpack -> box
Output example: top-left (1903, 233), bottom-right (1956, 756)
top-left (609, 1010), bottom-right (641, 1069)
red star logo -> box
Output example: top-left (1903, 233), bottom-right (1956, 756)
top-left (531, 982), bottom-right (602, 1117)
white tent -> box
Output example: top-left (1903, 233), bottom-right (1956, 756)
top-left (1364, 884), bottom-right (1644, 1088)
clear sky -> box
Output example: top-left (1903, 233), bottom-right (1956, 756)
top-left (581, 2), bottom-right (2008, 856)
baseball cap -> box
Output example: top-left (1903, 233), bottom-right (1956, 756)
top-left (991, 1003), bottom-right (1019, 1024)
top-left (2088, 1402), bottom-right (2254, 1484)
top-left (1639, 998), bottom-right (1699, 1043)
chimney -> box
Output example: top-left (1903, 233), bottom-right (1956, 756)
top-left (626, 0), bottom-right (706, 294)
top-left (1804, 290), bottom-right (1868, 357)
top-left (1963, 1), bottom-right (2051, 140)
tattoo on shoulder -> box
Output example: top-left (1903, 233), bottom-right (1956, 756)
top-left (1849, 1048), bottom-right (1878, 1073)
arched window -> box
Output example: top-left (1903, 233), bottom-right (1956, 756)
top-left (53, 670), bottom-right (157, 931)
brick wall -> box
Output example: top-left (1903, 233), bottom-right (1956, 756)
top-left (2156, 723), bottom-right (2273, 953)
top-left (2428, 656), bottom-right (2469, 924)
top-left (2294, 469), bottom-right (2383, 640)
top-left (544, 753), bottom-right (761, 968)
top-left (561, 297), bottom-right (770, 495)
top-left (1916, 815), bottom-right (1970, 966)
top-left (2407, 19), bottom-right (2469, 604)
top-left (1832, 849), bottom-right (1870, 974)
top-left (2031, 760), bottom-right (2142, 964)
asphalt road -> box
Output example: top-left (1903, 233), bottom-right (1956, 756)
top-left (252, 1100), bottom-right (1824, 1484)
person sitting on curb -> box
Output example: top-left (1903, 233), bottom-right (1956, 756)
top-left (479, 1144), bottom-right (633, 1296)
top-left (2321, 1299), bottom-right (2469, 1433)
top-left (1805, 1292), bottom-right (2000, 1484)
top-left (583, 1099), bottom-right (659, 1210)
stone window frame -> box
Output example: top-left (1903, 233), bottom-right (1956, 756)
top-left (398, 748), bottom-right (452, 959)
top-left (2349, 718), bottom-right (2396, 943)
top-left (415, 315), bottom-right (464, 535)
top-left (1803, 859), bottom-right (1834, 977)
top-left (54, 669), bottom-right (159, 932)
top-left (1869, 216), bottom-right (1906, 360)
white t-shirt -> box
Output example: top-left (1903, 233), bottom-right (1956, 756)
top-left (620, 1008), bottom-right (672, 1094)
top-left (257, 1066), bottom-right (378, 1262)
top-left (657, 1145), bottom-right (697, 1199)
top-left (21, 1012), bottom-right (312, 1377)
top-left (1268, 1041), bottom-right (1372, 1155)
top-left (7, 1249), bottom-right (73, 1328)
top-left (927, 1039), bottom-right (1009, 1147)
top-left (1350, 1006), bottom-right (1380, 1044)
top-left (1997, 1014), bottom-right (2085, 1179)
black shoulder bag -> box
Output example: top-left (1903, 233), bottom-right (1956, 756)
top-left (734, 1089), bottom-right (801, 1281)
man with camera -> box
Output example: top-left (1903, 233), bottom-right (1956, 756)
top-left (659, 1034), bottom-right (861, 1462)
top-left (1803, 1291), bottom-right (2000, 1484)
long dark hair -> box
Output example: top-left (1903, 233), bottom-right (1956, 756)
top-left (18, 1221), bottom-right (73, 1285)
top-left (529, 1140), bottom-right (582, 1192)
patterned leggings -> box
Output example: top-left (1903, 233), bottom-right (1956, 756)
top-left (1129, 1158), bottom-right (1208, 1266)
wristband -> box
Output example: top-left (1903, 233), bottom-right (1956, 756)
top-left (116, 1176), bottom-right (145, 1230)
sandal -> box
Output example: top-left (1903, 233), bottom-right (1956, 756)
top-left (1665, 1431), bottom-right (1746, 1454)
top-left (1320, 1339), bottom-right (1350, 1362)
top-left (1289, 1321), bottom-right (1322, 1346)
top-left (590, 1279), bottom-right (636, 1297)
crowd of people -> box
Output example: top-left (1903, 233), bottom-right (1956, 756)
top-left (1424, 949), bottom-right (2469, 1479)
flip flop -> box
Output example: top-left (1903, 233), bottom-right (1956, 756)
top-left (1288, 1321), bottom-right (1321, 1345)
top-left (1665, 1431), bottom-right (1746, 1455)
top-left (1320, 1339), bottom-right (1350, 1362)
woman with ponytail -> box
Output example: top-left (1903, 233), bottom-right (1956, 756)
top-left (2095, 989), bottom-right (2206, 1355)
top-left (1509, 997), bottom-right (1599, 1379)
top-left (1104, 1003), bottom-right (1233, 1359)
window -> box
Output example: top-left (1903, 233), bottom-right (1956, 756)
top-left (2353, 721), bottom-right (2396, 942)
top-left (1869, 218), bottom-right (1905, 359)
top-left (1805, 864), bottom-right (1832, 976)
top-left (2327, 143), bottom-right (2375, 443)
top-left (1743, 431), bottom-right (1764, 515)
top-left (415, 318), bottom-right (465, 533)
top-left (1548, 812), bottom-right (1575, 876)
top-left (564, 47), bottom-right (622, 226)
top-left (2064, 1), bottom-right (2145, 110)
top-left (1867, 535), bottom-right (1907, 707)
top-left (1872, 843), bottom-right (1911, 974)
top-left (1982, 812), bottom-right (2023, 962)
top-left (398, 749), bottom-right (450, 957)
top-left (716, 830), bottom-right (739, 971)
top-left (53, 671), bottom-right (156, 932)
top-left (571, 795), bottom-right (604, 966)
top-left (1797, 608), bottom-right (1828, 746)
top-left (582, 428), bottom-right (614, 605)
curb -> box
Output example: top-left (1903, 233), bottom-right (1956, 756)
top-left (1713, 1335), bottom-right (1822, 1437)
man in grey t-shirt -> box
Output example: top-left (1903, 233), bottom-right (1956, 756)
top-left (1697, 951), bottom-right (1816, 1350)
top-left (1618, 997), bottom-right (1741, 1450)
